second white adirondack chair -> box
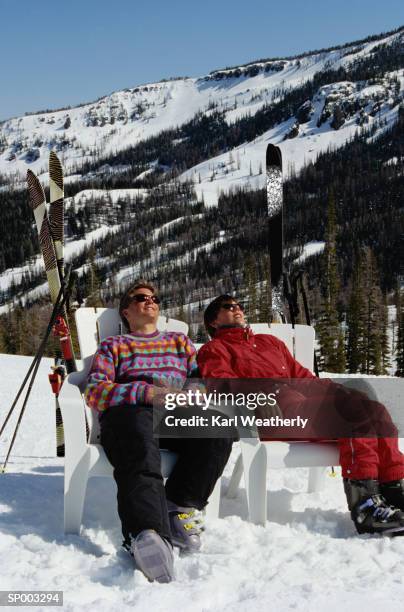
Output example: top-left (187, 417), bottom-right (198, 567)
top-left (225, 323), bottom-right (404, 526)
top-left (225, 323), bottom-right (339, 525)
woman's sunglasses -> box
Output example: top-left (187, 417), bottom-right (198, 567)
top-left (128, 294), bottom-right (161, 305)
top-left (220, 302), bottom-right (244, 312)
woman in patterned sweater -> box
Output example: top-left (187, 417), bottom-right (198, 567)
top-left (85, 281), bottom-right (232, 583)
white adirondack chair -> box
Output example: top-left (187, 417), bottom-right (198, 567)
top-left (225, 323), bottom-right (340, 526)
top-left (225, 323), bottom-right (404, 526)
top-left (58, 307), bottom-right (222, 535)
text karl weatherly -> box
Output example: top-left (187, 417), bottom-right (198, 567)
top-left (164, 414), bottom-right (309, 429)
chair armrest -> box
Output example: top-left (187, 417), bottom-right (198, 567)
top-left (59, 370), bottom-right (89, 457)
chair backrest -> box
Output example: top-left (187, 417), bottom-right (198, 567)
top-left (249, 323), bottom-right (315, 372)
top-left (197, 323), bottom-right (315, 371)
top-left (75, 307), bottom-right (189, 359)
top-left (75, 307), bottom-right (188, 443)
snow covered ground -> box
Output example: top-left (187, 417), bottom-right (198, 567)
top-left (1, 354), bottom-right (404, 611)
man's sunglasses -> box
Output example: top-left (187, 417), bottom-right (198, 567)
top-left (128, 294), bottom-right (161, 305)
top-left (220, 302), bottom-right (244, 312)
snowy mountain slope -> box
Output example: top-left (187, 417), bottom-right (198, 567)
top-left (0, 27), bottom-right (403, 314)
top-left (65, 188), bottom-right (149, 210)
top-left (0, 224), bottom-right (119, 313)
top-left (181, 71), bottom-right (404, 206)
top-left (1, 354), bottom-right (404, 611)
top-left (2, 64), bottom-right (401, 302)
top-left (0, 28), bottom-right (402, 182)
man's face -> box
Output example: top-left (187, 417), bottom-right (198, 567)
top-left (211, 299), bottom-right (246, 331)
top-left (122, 287), bottom-right (160, 330)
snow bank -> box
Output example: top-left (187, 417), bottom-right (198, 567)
top-left (0, 354), bottom-right (404, 611)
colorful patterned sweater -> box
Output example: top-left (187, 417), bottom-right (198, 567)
top-left (84, 330), bottom-right (198, 413)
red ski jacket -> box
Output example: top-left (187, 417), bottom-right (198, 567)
top-left (197, 326), bottom-right (404, 481)
top-left (197, 326), bottom-right (315, 380)
top-left (197, 326), bottom-right (334, 413)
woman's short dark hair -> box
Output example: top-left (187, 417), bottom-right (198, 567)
top-left (203, 294), bottom-right (236, 338)
top-left (119, 280), bottom-right (157, 330)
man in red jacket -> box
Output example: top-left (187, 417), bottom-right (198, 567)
top-left (197, 294), bottom-right (404, 536)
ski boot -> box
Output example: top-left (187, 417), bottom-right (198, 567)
top-left (380, 479), bottom-right (404, 512)
top-left (167, 501), bottom-right (203, 553)
top-left (128, 530), bottom-right (174, 583)
top-left (344, 478), bottom-right (404, 536)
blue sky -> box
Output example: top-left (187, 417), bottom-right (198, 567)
top-left (1, 0), bottom-right (403, 120)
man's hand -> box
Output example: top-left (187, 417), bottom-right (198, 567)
top-left (149, 385), bottom-right (181, 407)
top-left (255, 400), bottom-right (283, 420)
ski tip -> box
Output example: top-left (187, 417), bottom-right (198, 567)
top-left (26, 170), bottom-right (45, 206)
top-left (26, 169), bottom-right (41, 187)
top-left (49, 151), bottom-right (63, 189)
top-left (49, 150), bottom-right (60, 165)
top-left (266, 143), bottom-right (282, 167)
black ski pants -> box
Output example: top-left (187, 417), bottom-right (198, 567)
top-left (100, 404), bottom-right (233, 543)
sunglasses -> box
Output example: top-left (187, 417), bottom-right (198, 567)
top-left (220, 302), bottom-right (244, 312)
top-left (128, 294), bottom-right (161, 305)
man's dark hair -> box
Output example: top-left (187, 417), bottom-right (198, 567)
top-left (203, 294), bottom-right (237, 338)
top-left (119, 280), bottom-right (157, 330)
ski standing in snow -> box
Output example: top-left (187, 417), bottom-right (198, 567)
top-left (27, 154), bottom-right (77, 456)
top-left (266, 143), bottom-right (284, 322)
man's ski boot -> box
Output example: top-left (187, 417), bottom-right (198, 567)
top-left (167, 501), bottom-right (203, 553)
top-left (129, 530), bottom-right (174, 583)
top-left (380, 479), bottom-right (404, 512)
top-left (344, 478), bottom-right (404, 536)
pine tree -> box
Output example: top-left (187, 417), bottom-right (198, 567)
top-left (2, 309), bottom-right (18, 354)
top-left (18, 306), bottom-right (35, 355)
top-left (393, 285), bottom-right (402, 363)
top-left (316, 191), bottom-right (344, 372)
top-left (335, 329), bottom-right (346, 372)
top-left (380, 294), bottom-right (391, 374)
top-left (346, 254), bottom-right (364, 373)
top-left (258, 282), bottom-right (271, 323)
top-left (362, 249), bottom-right (384, 374)
top-left (176, 302), bottom-right (187, 324)
top-left (0, 315), bottom-right (7, 353)
top-left (85, 246), bottom-right (103, 308)
top-left (258, 255), bottom-right (271, 324)
top-left (244, 255), bottom-right (258, 323)
top-left (346, 248), bottom-right (386, 374)
top-left (396, 290), bottom-right (404, 377)
top-left (13, 306), bottom-right (24, 354)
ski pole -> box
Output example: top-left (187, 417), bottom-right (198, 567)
top-left (291, 272), bottom-right (301, 320)
top-left (296, 271), bottom-right (311, 324)
top-left (0, 268), bottom-right (73, 444)
top-left (0, 279), bottom-right (73, 473)
top-left (1, 342), bottom-right (48, 473)
top-left (0, 284), bottom-right (66, 440)
top-left (283, 272), bottom-right (296, 327)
